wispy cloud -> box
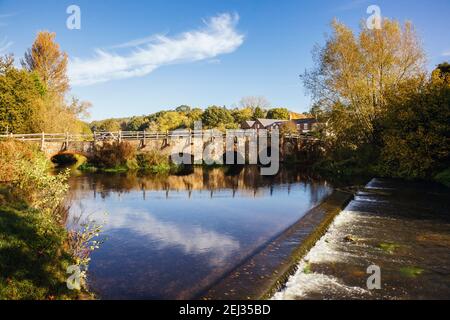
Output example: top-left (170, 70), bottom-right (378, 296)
top-left (0, 12), bottom-right (17, 27)
top-left (442, 51), bottom-right (450, 57)
top-left (69, 13), bottom-right (245, 86)
top-left (0, 37), bottom-right (13, 54)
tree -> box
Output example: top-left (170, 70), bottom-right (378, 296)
top-left (432, 62), bottom-right (450, 85)
top-left (175, 105), bottom-right (191, 113)
top-left (232, 107), bottom-right (253, 124)
top-left (201, 106), bottom-right (235, 129)
top-left (266, 108), bottom-right (290, 120)
top-left (379, 78), bottom-right (450, 178)
top-left (126, 116), bottom-right (148, 131)
top-left (280, 121), bottom-right (298, 136)
top-left (436, 62), bottom-right (450, 75)
top-left (185, 108), bottom-right (203, 128)
top-left (0, 55), bottom-right (45, 133)
top-left (302, 19), bottom-right (426, 143)
top-left (252, 106), bottom-right (266, 120)
top-left (22, 31), bottom-right (69, 96)
top-left (92, 119), bottom-right (122, 132)
top-left (240, 96), bottom-right (271, 110)
top-left (152, 111), bottom-right (188, 131)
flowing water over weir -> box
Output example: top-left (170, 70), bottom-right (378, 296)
top-left (274, 178), bottom-right (450, 300)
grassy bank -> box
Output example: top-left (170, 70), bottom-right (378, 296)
top-left (0, 188), bottom-right (78, 299)
top-left (0, 140), bottom-right (94, 300)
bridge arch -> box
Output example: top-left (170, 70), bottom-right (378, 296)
top-left (50, 151), bottom-right (88, 166)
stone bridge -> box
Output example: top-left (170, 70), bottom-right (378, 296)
top-left (1, 131), bottom-right (320, 163)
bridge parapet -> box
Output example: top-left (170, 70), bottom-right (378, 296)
top-left (1, 130), bottom-right (319, 161)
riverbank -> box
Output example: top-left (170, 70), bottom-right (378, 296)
top-left (0, 140), bottom-right (93, 300)
top-left (0, 188), bottom-right (77, 299)
top-left (274, 178), bottom-right (450, 300)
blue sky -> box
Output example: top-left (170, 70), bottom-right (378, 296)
top-left (1, 0), bottom-right (449, 120)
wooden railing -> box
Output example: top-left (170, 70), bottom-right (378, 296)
top-left (0, 130), bottom-right (313, 143)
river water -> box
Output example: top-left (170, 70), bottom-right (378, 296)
top-left (65, 166), bottom-right (332, 299)
top-left (274, 178), bottom-right (450, 300)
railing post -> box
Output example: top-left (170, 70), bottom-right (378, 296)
top-left (118, 130), bottom-right (122, 143)
top-left (93, 131), bottom-right (96, 142)
top-left (65, 132), bottom-right (69, 150)
top-left (40, 132), bottom-right (45, 151)
top-left (143, 130), bottom-right (146, 146)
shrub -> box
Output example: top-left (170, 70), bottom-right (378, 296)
top-left (13, 156), bottom-right (69, 214)
top-left (378, 82), bottom-right (450, 179)
top-left (0, 139), bottom-right (68, 214)
top-left (0, 139), bottom-right (38, 182)
top-left (136, 150), bottom-right (169, 168)
top-left (136, 150), bottom-right (173, 174)
top-left (91, 141), bottom-right (135, 168)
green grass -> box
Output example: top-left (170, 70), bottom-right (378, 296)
top-left (378, 242), bottom-right (401, 254)
top-left (0, 192), bottom-right (78, 300)
top-left (399, 266), bottom-right (424, 278)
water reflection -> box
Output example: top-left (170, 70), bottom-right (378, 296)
top-left (102, 207), bottom-right (240, 267)
top-left (67, 166), bottom-right (332, 299)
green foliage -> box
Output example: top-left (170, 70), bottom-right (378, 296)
top-left (0, 202), bottom-right (77, 300)
top-left (91, 141), bottom-right (136, 168)
top-left (91, 118), bottom-right (122, 132)
top-left (136, 150), bottom-right (174, 174)
top-left (399, 266), bottom-right (424, 278)
top-left (175, 105), bottom-right (191, 113)
top-left (13, 156), bottom-right (69, 213)
top-left (266, 108), bottom-right (290, 120)
top-left (0, 141), bottom-right (83, 300)
top-left (126, 116), bottom-right (148, 131)
top-left (377, 81), bottom-right (450, 179)
top-left (149, 111), bottom-right (188, 132)
top-left (0, 61), bottom-right (44, 133)
top-left (202, 106), bottom-right (235, 129)
top-left (252, 107), bottom-right (266, 120)
top-left (232, 107), bottom-right (253, 124)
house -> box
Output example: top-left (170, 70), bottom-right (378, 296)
top-left (240, 120), bottom-right (255, 129)
top-left (239, 117), bottom-right (318, 134)
top-left (291, 118), bottom-right (317, 133)
top-left (252, 119), bottom-right (289, 130)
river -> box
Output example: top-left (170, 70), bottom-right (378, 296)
top-left (274, 178), bottom-right (450, 300)
top-left (65, 166), bottom-right (332, 299)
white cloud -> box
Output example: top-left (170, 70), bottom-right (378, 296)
top-left (442, 51), bottom-right (450, 57)
top-left (0, 37), bottom-right (13, 54)
top-left (81, 207), bottom-right (241, 267)
top-left (69, 13), bottom-right (244, 86)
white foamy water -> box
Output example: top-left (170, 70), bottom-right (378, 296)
top-left (273, 209), bottom-right (371, 300)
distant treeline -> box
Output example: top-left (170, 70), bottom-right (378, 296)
top-left (89, 103), bottom-right (306, 133)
